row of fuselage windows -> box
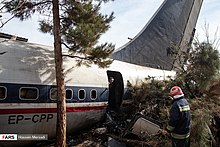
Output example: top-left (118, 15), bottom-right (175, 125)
top-left (0, 86), bottom-right (98, 100)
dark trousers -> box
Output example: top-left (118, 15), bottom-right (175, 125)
top-left (172, 137), bottom-right (190, 147)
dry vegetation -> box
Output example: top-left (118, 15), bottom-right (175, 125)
top-left (128, 77), bottom-right (220, 147)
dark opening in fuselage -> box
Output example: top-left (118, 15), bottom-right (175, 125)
top-left (107, 70), bottom-right (124, 112)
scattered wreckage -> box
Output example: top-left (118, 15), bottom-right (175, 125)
top-left (106, 111), bottom-right (162, 138)
top-left (35, 107), bottom-right (165, 147)
top-left (34, 104), bottom-right (220, 147)
top-left (104, 107), bottom-right (164, 147)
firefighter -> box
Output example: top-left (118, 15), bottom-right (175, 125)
top-left (167, 86), bottom-right (190, 147)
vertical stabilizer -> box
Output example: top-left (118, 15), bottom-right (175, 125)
top-left (111, 0), bottom-right (203, 70)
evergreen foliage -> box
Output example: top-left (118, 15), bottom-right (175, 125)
top-left (188, 41), bottom-right (220, 91)
top-left (3, 0), bottom-right (115, 68)
top-left (170, 40), bottom-right (220, 98)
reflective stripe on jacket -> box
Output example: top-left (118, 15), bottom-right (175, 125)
top-left (167, 97), bottom-right (190, 139)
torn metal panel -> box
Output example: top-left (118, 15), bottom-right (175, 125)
top-left (131, 117), bottom-right (161, 137)
top-left (122, 113), bottom-right (162, 139)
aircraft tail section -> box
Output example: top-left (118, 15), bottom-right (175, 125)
top-left (111, 0), bottom-right (203, 70)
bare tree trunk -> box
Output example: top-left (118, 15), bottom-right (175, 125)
top-left (52, 0), bottom-right (66, 146)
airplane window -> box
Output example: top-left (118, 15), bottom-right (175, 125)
top-left (66, 89), bottom-right (73, 100)
top-left (50, 88), bottom-right (73, 100)
top-left (20, 87), bottom-right (38, 100)
top-left (90, 89), bottom-right (97, 100)
top-left (78, 89), bottom-right (86, 100)
top-left (50, 88), bottom-right (57, 100)
top-left (0, 86), bottom-right (6, 99)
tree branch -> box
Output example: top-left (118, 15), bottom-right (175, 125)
top-left (62, 54), bottom-right (88, 60)
top-left (0, 15), bottom-right (15, 28)
top-left (61, 41), bottom-right (71, 50)
top-left (61, 41), bottom-right (79, 51)
top-left (0, 0), bottom-right (10, 11)
top-left (0, 0), bottom-right (25, 28)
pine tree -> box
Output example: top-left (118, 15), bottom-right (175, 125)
top-left (2, 0), bottom-right (115, 146)
top-left (169, 38), bottom-right (220, 98)
top-left (188, 41), bottom-right (220, 92)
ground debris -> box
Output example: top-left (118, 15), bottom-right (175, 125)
top-left (108, 134), bottom-right (150, 147)
top-left (73, 140), bottom-right (101, 147)
top-left (104, 108), bottom-right (170, 147)
top-left (108, 137), bottom-right (126, 147)
top-left (35, 110), bottom-right (170, 147)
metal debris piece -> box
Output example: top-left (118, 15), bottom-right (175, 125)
top-left (108, 137), bottom-right (126, 147)
top-left (122, 113), bottom-right (162, 139)
top-left (94, 127), bottom-right (108, 135)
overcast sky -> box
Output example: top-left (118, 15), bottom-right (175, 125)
top-left (0, 0), bottom-right (219, 49)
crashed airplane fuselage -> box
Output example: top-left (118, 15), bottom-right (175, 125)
top-left (0, 0), bottom-right (203, 146)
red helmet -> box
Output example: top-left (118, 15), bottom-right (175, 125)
top-left (170, 86), bottom-right (184, 99)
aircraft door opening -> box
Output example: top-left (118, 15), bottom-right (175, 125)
top-left (107, 70), bottom-right (124, 112)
